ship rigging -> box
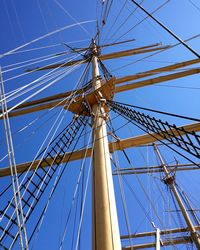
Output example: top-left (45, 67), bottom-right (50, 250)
top-left (1, 0), bottom-right (200, 249)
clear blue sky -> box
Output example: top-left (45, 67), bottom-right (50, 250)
top-left (1, 0), bottom-right (200, 249)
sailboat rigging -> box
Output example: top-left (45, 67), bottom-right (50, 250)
top-left (1, 0), bottom-right (200, 249)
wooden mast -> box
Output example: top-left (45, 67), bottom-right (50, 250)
top-left (153, 144), bottom-right (200, 249)
top-left (91, 40), bottom-right (121, 250)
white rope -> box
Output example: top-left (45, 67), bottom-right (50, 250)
top-left (59, 118), bottom-right (95, 250)
top-left (0, 58), bottom-right (86, 164)
top-left (3, 39), bottom-right (89, 56)
top-left (4, 54), bottom-right (79, 101)
top-left (0, 20), bottom-right (95, 58)
top-left (6, 67), bottom-right (71, 103)
top-left (3, 52), bottom-right (82, 84)
top-left (0, 67), bottom-right (29, 249)
top-left (2, 50), bottom-right (71, 73)
top-left (74, 110), bottom-right (99, 250)
top-left (0, 57), bottom-right (86, 119)
top-left (8, 108), bottom-right (67, 250)
top-left (30, 120), bottom-right (86, 249)
top-left (0, 61), bottom-right (88, 239)
top-left (8, 63), bottom-right (89, 248)
top-left (54, 0), bottom-right (92, 38)
top-left (2, 95), bottom-right (74, 247)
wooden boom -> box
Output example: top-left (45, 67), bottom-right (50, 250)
top-left (1, 121), bottom-right (200, 177)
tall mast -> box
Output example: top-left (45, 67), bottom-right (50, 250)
top-left (91, 40), bottom-right (121, 250)
top-left (153, 143), bottom-right (200, 249)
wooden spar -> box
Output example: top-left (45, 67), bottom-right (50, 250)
top-left (122, 237), bottom-right (192, 249)
top-left (72, 38), bottom-right (136, 52)
top-left (114, 163), bottom-right (200, 172)
top-left (99, 44), bottom-right (169, 60)
top-left (26, 43), bottom-right (167, 71)
top-left (115, 58), bottom-right (200, 85)
top-left (113, 163), bottom-right (200, 175)
top-left (121, 225), bottom-right (200, 239)
top-left (1, 121), bottom-right (200, 177)
top-left (116, 67), bottom-right (200, 93)
top-left (121, 226), bottom-right (200, 249)
top-left (2, 58), bottom-right (200, 118)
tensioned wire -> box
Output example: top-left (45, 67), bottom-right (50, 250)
top-left (109, 33), bottom-right (200, 74)
top-left (74, 105), bottom-right (107, 250)
top-left (36, 0), bottom-right (50, 39)
top-left (5, 68), bottom-right (69, 104)
top-left (53, 0), bottom-right (92, 38)
top-left (3, 39), bottom-right (90, 56)
top-left (1, 52), bottom-right (91, 204)
top-left (187, 0), bottom-right (200, 13)
top-left (0, 9), bottom-right (92, 246)
top-left (109, 118), bottom-right (166, 230)
top-left (2, 50), bottom-right (74, 74)
top-left (3, 53), bottom-right (81, 102)
top-left (29, 118), bottom-right (88, 249)
top-left (184, 194), bottom-right (200, 227)
top-left (177, 171), bottom-right (200, 210)
top-left (0, 20), bottom-right (95, 58)
top-left (9, 116), bottom-right (87, 250)
top-left (130, 0), bottom-right (200, 59)
top-left (102, 0), bottom-right (145, 44)
top-left (107, 117), bottom-right (133, 239)
top-left (102, 0), bottom-right (114, 27)
top-left (109, 127), bottom-right (133, 246)
top-left (112, 100), bottom-right (200, 123)
top-left (2, 49), bottom-right (70, 70)
top-left (100, 1), bottom-right (199, 72)
top-left (10, 0), bottom-right (26, 42)
top-left (111, 0), bottom-right (170, 43)
top-left (112, 64), bottom-right (199, 76)
top-left (111, 110), bottom-right (198, 234)
top-left (0, 56), bottom-right (86, 119)
top-left (59, 118), bottom-right (94, 250)
top-left (2, 51), bottom-right (83, 84)
top-left (0, 59), bottom-right (90, 235)
top-left (0, 68), bottom-right (28, 249)
top-left (5, 61), bottom-right (81, 104)
top-left (0, 104), bottom-right (68, 245)
top-left (0, 58), bottom-right (91, 159)
top-left (177, 185), bottom-right (200, 225)
top-left (1, 56), bottom-right (89, 195)
top-left (69, 123), bottom-right (88, 250)
top-left (1, 113), bottom-right (130, 242)
top-left (103, 0), bottom-right (129, 43)
top-left (1, 93), bottom-right (84, 248)
top-left (0, 99), bottom-right (119, 170)
top-left (110, 105), bottom-right (200, 168)
top-left (147, 145), bottom-right (185, 236)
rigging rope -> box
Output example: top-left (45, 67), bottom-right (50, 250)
top-left (108, 100), bottom-right (200, 164)
top-left (130, 0), bottom-right (200, 59)
top-left (113, 0), bottom-right (170, 43)
top-left (29, 118), bottom-right (88, 248)
top-left (0, 20), bottom-right (95, 58)
top-left (112, 100), bottom-right (200, 123)
top-left (59, 118), bottom-right (93, 250)
top-left (0, 58), bottom-right (86, 119)
top-left (0, 57), bottom-right (92, 249)
top-left (105, 0), bottom-right (145, 42)
top-left (0, 67), bottom-right (28, 249)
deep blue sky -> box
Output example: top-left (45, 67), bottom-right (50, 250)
top-left (1, 0), bottom-right (200, 249)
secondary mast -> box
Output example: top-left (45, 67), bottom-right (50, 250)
top-left (153, 143), bottom-right (200, 249)
top-left (91, 40), bottom-right (121, 250)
